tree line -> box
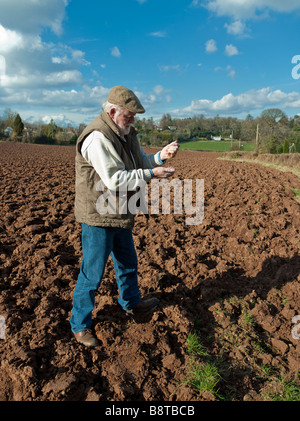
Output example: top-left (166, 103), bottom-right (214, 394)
top-left (0, 109), bottom-right (79, 145)
top-left (135, 109), bottom-right (300, 153)
top-left (1, 107), bottom-right (300, 153)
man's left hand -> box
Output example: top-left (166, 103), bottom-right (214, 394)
top-left (160, 141), bottom-right (180, 161)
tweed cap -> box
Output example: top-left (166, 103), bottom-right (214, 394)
top-left (107, 86), bottom-right (145, 114)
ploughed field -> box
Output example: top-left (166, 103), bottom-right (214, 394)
top-left (0, 142), bottom-right (299, 401)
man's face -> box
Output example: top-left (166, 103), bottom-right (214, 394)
top-left (113, 109), bottom-right (136, 135)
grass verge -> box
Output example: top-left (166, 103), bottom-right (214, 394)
top-left (219, 151), bottom-right (300, 178)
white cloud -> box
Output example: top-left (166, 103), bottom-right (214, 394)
top-left (0, 70), bottom-right (82, 89)
top-left (172, 87), bottom-right (300, 117)
top-left (205, 39), bottom-right (217, 53)
top-left (41, 114), bottom-right (69, 124)
top-left (153, 85), bottom-right (172, 102)
top-left (128, 85), bottom-right (173, 113)
top-left (111, 46), bottom-right (121, 58)
top-left (224, 20), bottom-right (247, 35)
top-left (225, 44), bottom-right (239, 56)
top-left (1, 85), bottom-right (111, 112)
top-left (0, 1), bottom-right (99, 126)
top-left (0, 1), bottom-right (90, 104)
top-left (51, 45), bottom-right (90, 66)
top-left (153, 85), bottom-right (166, 95)
top-left (0, 33), bottom-right (88, 89)
top-left (214, 65), bottom-right (236, 78)
top-left (45, 70), bottom-right (83, 86)
top-left (70, 49), bottom-right (90, 66)
top-left (159, 64), bottom-right (182, 72)
top-left (203, 0), bottom-right (300, 20)
top-left (0, 25), bottom-right (23, 52)
top-left (0, 56), bottom-right (5, 76)
top-left (149, 31), bottom-right (167, 37)
top-left (0, 0), bottom-right (69, 35)
top-left (228, 69), bottom-right (236, 79)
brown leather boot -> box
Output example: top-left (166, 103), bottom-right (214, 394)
top-left (74, 329), bottom-right (99, 348)
top-left (126, 297), bottom-right (159, 315)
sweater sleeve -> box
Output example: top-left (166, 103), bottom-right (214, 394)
top-left (81, 131), bottom-right (153, 191)
top-left (139, 146), bottom-right (166, 168)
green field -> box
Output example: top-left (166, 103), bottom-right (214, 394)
top-left (179, 140), bottom-right (255, 152)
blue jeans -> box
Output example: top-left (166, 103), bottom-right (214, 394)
top-left (70, 224), bottom-right (141, 333)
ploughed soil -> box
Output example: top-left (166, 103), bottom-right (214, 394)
top-left (0, 142), bottom-right (299, 401)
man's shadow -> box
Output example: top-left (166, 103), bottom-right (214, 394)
top-left (97, 253), bottom-right (299, 329)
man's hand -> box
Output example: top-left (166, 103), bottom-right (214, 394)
top-left (160, 141), bottom-right (180, 161)
top-left (152, 167), bottom-right (175, 178)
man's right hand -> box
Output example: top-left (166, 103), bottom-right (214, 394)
top-left (152, 167), bottom-right (175, 178)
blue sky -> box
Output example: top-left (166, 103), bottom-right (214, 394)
top-left (0, 0), bottom-right (300, 127)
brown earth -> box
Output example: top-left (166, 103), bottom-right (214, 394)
top-left (0, 142), bottom-right (299, 401)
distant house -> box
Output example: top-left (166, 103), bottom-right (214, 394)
top-left (4, 127), bottom-right (13, 137)
top-left (211, 135), bottom-right (222, 141)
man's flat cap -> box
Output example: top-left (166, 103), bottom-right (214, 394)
top-left (107, 86), bottom-right (145, 114)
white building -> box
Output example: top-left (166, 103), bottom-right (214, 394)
top-left (4, 127), bottom-right (13, 137)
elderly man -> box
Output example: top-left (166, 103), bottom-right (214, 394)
top-left (70, 86), bottom-right (179, 347)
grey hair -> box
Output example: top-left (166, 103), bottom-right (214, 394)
top-left (102, 101), bottom-right (124, 117)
